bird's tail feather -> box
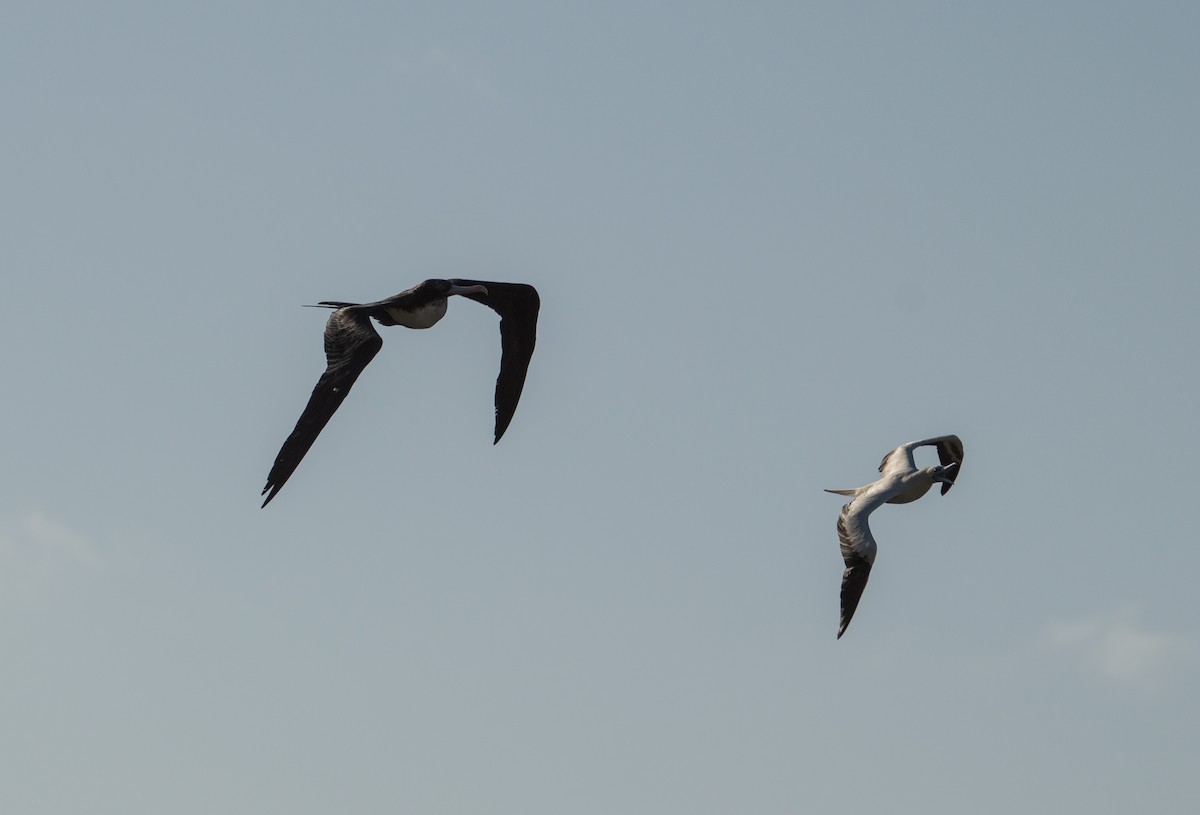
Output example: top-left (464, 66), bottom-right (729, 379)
top-left (303, 301), bottom-right (360, 309)
top-left (824, 488), bottom-right (858, 497)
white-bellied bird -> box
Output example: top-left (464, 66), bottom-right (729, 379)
top-left (825, 435), bottom-right (964, 638)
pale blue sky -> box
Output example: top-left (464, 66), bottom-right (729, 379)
top-left (2, 2), bottom-right (1198, 813)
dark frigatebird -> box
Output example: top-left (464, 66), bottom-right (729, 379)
top-left (261, 278), bottom-right (539, 507)
top-left (824, 435), bottom-right (964, 638)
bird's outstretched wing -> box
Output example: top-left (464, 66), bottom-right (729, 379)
top-left (261, 307), bottom-right (383, 507)
top-left (452, 279), bottom-right (540, 443)
top-left (836, 500), bottom-right (879, 639)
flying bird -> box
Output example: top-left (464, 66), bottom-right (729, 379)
top-left (825, 435), bottom-right (964, 638)
top-left (261, 278), bottom-right (540, 507)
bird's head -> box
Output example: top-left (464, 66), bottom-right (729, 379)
top-left (930, 462), bottom-right (959, 494)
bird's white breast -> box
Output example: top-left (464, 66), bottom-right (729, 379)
top-left (387, 299), bottom-right (448, 329)
top-left (885, 472), bottom-right (934, 504)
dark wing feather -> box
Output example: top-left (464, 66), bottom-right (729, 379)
top-left (452, 280), bottom-right (540, 443)
top-left (261, 308), bottom-right (383, 507)
top-left (838, 556), bottom-right (872, 639)
top-left (933, 435), bottom-right (964, 495)
top-left (836, 504), bottom-right (875, 639)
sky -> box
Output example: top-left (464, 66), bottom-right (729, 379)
top-left (2, 1), bottom-right (1198, 812)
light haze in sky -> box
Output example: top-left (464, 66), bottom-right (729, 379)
top-left (3, 2), bottom-right (1197, 813)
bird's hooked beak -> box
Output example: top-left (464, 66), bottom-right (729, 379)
top-left (448, 283), bottom-right (488, 297)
